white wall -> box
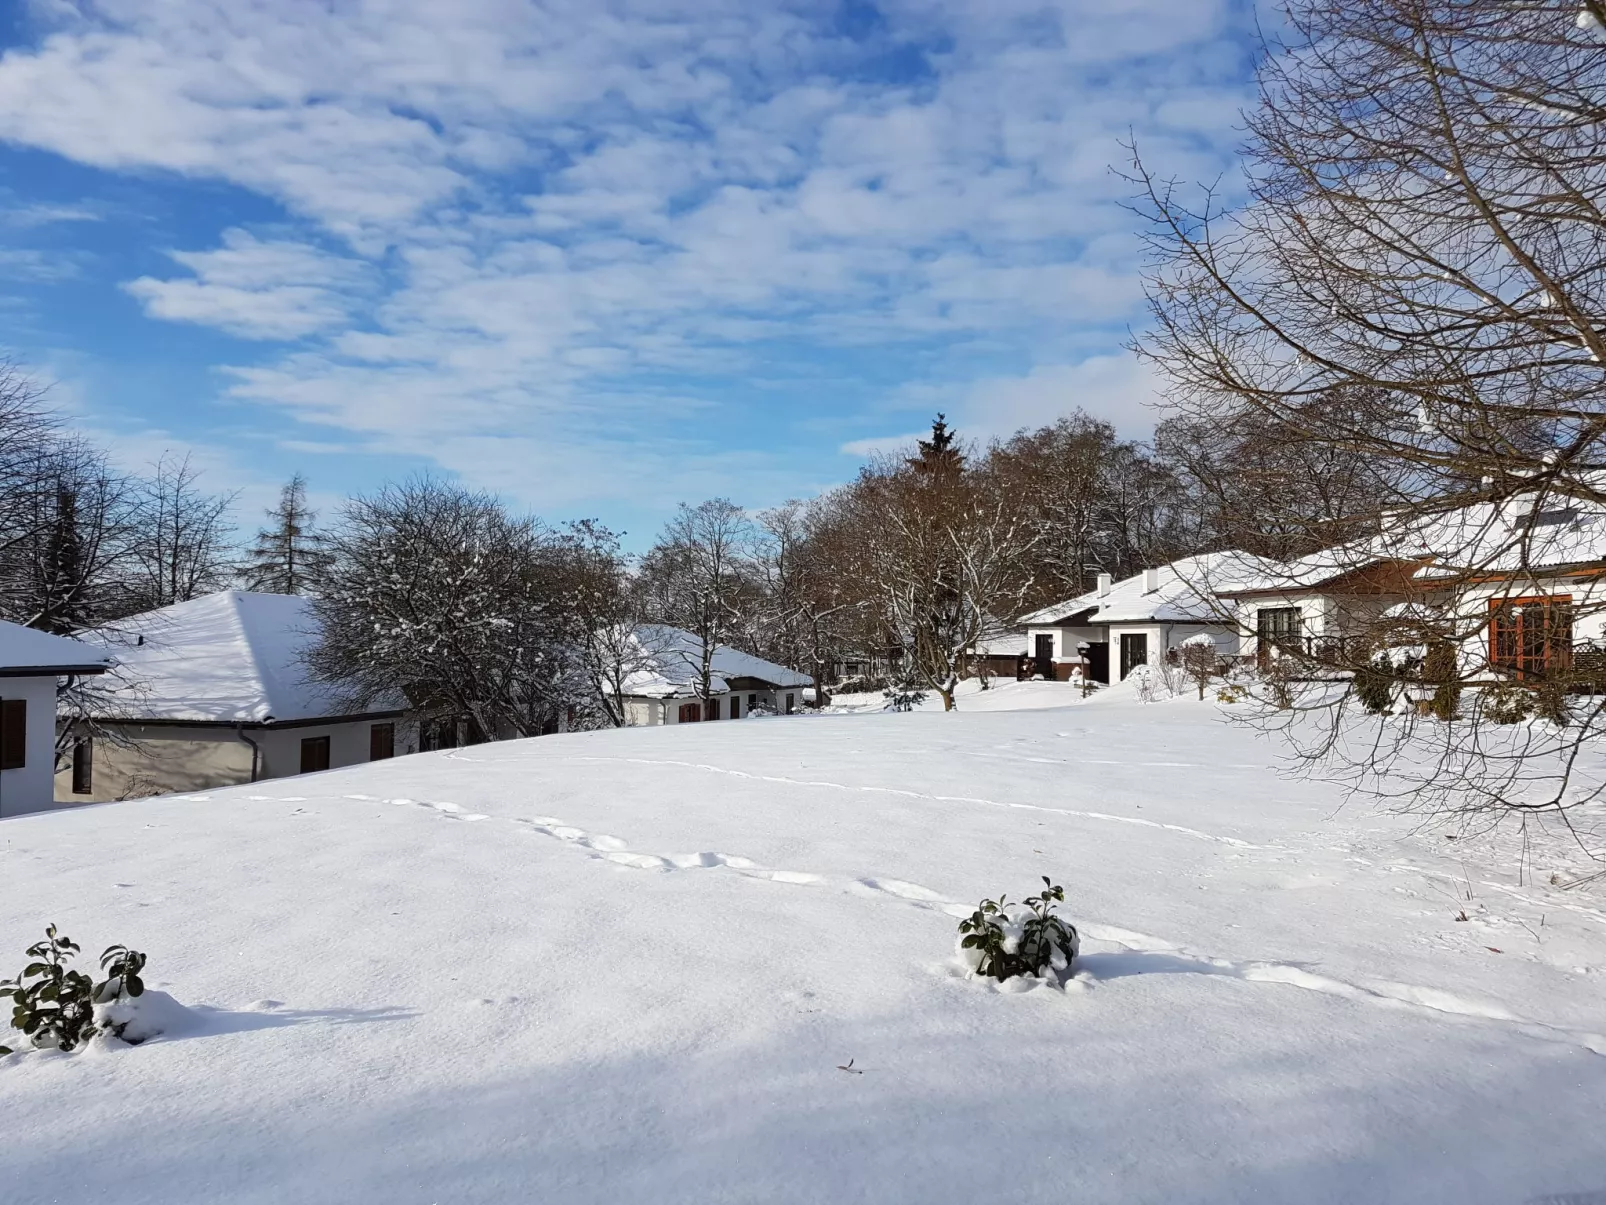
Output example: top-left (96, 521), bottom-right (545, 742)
top-left (624, 688), bottom-right (803, 726)
top-left (1107, 622), bottom-right (1238, 679)
top-left (53, 716), bottom-right (416, 804)
top-left (0, 675), bottom-right (62, 818)
top-left (1233, 595), bottom-right (1336, 659)
top-left (1023, 625), bottom-right (1102, 663)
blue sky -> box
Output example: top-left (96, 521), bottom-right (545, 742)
top-left (0, 0), bottom-right (1255, 545)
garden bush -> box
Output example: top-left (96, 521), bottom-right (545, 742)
top-left (957, 878), bottom-right (1080, 984)
top-left (1, 926), bottom-right (147, 1054)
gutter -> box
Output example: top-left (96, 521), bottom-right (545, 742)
top-left (234, 725), bottom-right (261, 783)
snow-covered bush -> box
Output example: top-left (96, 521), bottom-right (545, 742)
top-left (0, 927), bottom-right (147, 1054)
top-left (957, 878), bottom-right (1079, 985)
top-left (1178, 635), bottom-right (1221, 699)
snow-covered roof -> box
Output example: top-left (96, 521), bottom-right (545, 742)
top-left (1022, 552), bottom-right (1269, 627)
top-left (972, 628), bottom-right (1027, 656)
top-left (85, 591), bottom-right (357, 724)
top-left (0, 619), bottom-right (110, 676)
top-left (1387, 493), bottom-right (1606, 580)
top-left (622, 625), bottom-right (812, 698)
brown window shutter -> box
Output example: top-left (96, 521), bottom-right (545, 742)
top-left (369, 723), bottom-right (395, 761)
top-left (0, 699), bottom-right (26, 770)
top-left (299, 735), bottom-right (331, 774)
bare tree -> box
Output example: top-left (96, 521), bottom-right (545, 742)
top-left (750, 498), bottom-right (863, 706)
top-left (128, 452), bottom-right (236, 612)
top-left (552, 520), bottom-right (665, 728)
top-left (308, 478), bottom-right (588, 741)
top-left (241, 473), bottom-right (331, 594)
top-left (839, 418), bottom-right (1040, 710)
top-left (640, 499), bottom-right (758, 710)
top-left (1130, 0), bottom-right (1606, 823)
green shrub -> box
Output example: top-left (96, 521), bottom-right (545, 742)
top-left (957, 878), bottom-right (1080, 983)
top-left (1354, 663), bottom-right (1394, 714)
top-left (1481, 681), bottom-right (1534, 724)
top-left (0, 926), bottom-right (147, 1055)
top-left (1423, 642), bottom-right (1461, 721)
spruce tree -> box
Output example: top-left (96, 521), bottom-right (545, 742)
top-left (911, 414), bottom-right (964, 475)
top-left (241, 474), bottom-right (330, 595)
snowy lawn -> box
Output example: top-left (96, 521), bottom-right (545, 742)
top-left (3, 687), bottom-right (1606, 1204)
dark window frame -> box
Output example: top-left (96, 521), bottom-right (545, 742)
top-left (369, 722), bottom-right (395, 761)
top-left (71, 737), bottom-right (92, 795)
top-left (0, 698), bottom-right (25, 770)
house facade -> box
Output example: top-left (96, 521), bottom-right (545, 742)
top-left (1214, 491), bottom-right (1606, 683)
top-left (620, 626), bottom-right (813, 725)
top-left (1021, 553), bottom-right (1258, 683)
top-left (0, 621), bottom-right (110, 818)
top-left (60, 591), bottom-right (413, 803)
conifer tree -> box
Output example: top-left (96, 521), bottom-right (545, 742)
top-left (911, 414), bottom-right (964, 476)
top-left (241, 474), bottom-right (330, 595)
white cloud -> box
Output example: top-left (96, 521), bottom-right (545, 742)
top-left (956, 353), bottom-right (1168, 441)
top-left (123, 229), bottom-right (372, 340)
top-left (0, 0), bottom-right (1252, 511)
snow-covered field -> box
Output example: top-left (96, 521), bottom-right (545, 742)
top-left (4, 683), bottom-right (1606, 1204)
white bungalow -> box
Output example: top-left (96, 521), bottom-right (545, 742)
top-left (1215, 490), bottom-right (1606, 678)
top-left (1021, 552), bottom-right (1264, 683)
top-left (0, 621), bottom-right (110, 817)
top-left (60, 590), bottom-right (413, 803)
top-left (620, 626), bottom-right (813, 725)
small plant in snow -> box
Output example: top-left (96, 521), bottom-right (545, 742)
top-left (0, 926), bottom-right (148, 1054)
top-left (882, 684), bottom-right (927, 712)
top-left (957, 878), bottom-right (1079, 984)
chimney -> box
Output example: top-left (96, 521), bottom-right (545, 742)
top-left (1097, 573), bottom-right (1112, 598)
top-left (1143, 567), bottom-right (1160, 593)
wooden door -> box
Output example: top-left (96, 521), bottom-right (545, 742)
top-left (1119, 633), bottom-right (1149, 680)
top-left (1033, 633), bottom-right (1054, 678)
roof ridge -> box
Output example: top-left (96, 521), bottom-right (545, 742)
top-left (224, 591), bottom-right (278, 723)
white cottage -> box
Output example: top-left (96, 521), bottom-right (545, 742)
top-left (1021, 552), bottom-right (1264, 683)
top-left (620, 626), bottom-right (813, 725)
top-left (61, 591), bottom-right (412, 803)
top-left (0, 621), bottom-right (111, 817)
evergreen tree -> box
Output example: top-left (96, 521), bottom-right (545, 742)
top-left (911, 414), bottom-right (964, 476)
top-left (241, 474), bottom-right (330, 595)
top-left (37, 482), bottom-right (87, 634)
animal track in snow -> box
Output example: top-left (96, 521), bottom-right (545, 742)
top-left (1073, 924), bottom-right (1606, 1057)
top-left (384, 797), bottom-right (489, 822)
top-left (554, 755), bottom-right (1269, 849)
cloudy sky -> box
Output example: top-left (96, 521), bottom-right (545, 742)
top-left (0, 0), bottom-right (1255, 543)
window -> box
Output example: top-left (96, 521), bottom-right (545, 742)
top-left (1257, 607), bottom-right (1303, 656)
top-left (785, 693), bottom-right (795, 714)
top-left (420, 717), bottom-right (459, 751)
top-left (1490, 596), bottom-right (1572, 678)
top-left (369, 723), bottom-right (395, 761)
top-left (300, 735), bottom-right (331, 774)
top-left (748, 694), bottom-right (757, 707)
top-left (677, 702), bottom-right (702, 723)
top-left (71, 738), bottom-right (92, 795)
top-left (0, 698), bottom-right (25, 770)
top-left (708, 698), bottom-right (721, 721)
top-left (730, 696), bottom-right (740, 719)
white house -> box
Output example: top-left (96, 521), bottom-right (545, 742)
top-left (1021, 552), bottom-right (1266, 683)
top-left (620, 626), bottom-right (813, 725)
top-left (61, 590), bottom-right (413, 803)
top-left (1215, 489), bottom-right (1606, 678)
top-left (0, 621), bottom-right (111, 818)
